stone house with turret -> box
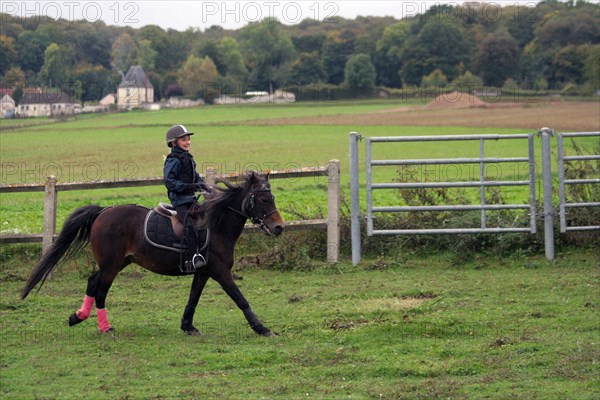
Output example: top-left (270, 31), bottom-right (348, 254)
top-left (117, 66), bottom-right (154, 109)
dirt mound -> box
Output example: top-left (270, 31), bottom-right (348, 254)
top-left (426, 91), bottom-right (487, 109)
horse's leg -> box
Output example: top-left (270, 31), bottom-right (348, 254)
top-left (68, 271), bottom-right (100, 326)
top-left (181, 272), bottom-right (210, 335)
top-left (213, 271), bottom-right (275, 337)
top-left (93, 268), bottom-right (120, 333)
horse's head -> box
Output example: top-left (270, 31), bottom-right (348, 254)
top-left (244, 172), bottom-right (285, 236)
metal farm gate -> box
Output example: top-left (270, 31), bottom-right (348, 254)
top-left (557, 132), bottom-right (600, 233)
top-left (349, 129), bottom-right (599, 265)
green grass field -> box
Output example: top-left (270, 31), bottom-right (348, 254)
top-left (1, 101), bottom-right (598, 398)
top-left (1, 249), bottom-right (598, 399)
top-left (3, 100), bottom-right (583, 235)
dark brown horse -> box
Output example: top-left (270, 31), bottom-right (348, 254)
top-left (21, 172), bottom-right (285, 336)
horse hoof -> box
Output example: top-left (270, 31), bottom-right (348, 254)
top-left (68, 313), bottom-right (84, 326)
top-left (261, 330), bottom-right (277, 337)
top-left (184, 328), bottom-right (203, 336)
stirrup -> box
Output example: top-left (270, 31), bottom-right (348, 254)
top-left (180, 253), bottom-right (207, 274)
top-left (192, 253), bottom-right (207, 269)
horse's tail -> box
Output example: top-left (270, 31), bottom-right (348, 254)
top-left (21, 205), bottom-right (105, 300)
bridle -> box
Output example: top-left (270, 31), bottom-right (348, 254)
top-left (228, 187), bottom-right (278, 233)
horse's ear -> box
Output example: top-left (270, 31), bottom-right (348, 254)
top-left (248, 171), bottom-right (260, 184)
top-left (265, 171), bottom-right (270, 182)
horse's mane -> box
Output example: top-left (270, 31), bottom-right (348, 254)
top-left (197, 172), bottom-right (258, 231)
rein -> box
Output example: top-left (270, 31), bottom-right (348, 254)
top-left (228, 189), bottom-right (277, 233)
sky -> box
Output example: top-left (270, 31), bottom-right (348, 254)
top-left (1, 0), bottom-right (573, 31)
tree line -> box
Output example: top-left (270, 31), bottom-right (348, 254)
top-left (1, 0), bottom-right (598, 104)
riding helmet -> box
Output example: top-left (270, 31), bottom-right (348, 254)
top-left (166, 125), bottom-right (194, 147)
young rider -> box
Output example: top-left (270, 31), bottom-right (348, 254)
top-left (163, 124), bottom-right (209, 268)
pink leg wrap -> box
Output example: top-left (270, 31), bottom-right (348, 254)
top-left (96, 308), bottom-right (112, 332)
top-left (76, 295), bottom-right (95, 320)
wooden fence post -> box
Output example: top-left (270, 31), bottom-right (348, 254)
top-left (42, 175), bottom-right (57, 254)
top-left (205, 166), bottom-right (217, 186)
top-left (327, 160), bottom-right (340, 263)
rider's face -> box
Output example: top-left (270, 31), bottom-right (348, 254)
top-left (176, 135), bottom-right (191, 151)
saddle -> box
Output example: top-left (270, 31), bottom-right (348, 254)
top-left (155, 203), bottom-right (184, 239)
top-left (144, 203), bottom-right (209, 273)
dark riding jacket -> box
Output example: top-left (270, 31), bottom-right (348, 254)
top-left (163, 146), bottom-right (203, 207)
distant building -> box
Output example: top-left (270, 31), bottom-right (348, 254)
top-left (1, 94), bottom-right (16, 118)
top-left (82, 93), bottom-right (116, 113)
top-left (99, 93), bottom-right (116, 106)
top-left (17, 91), bottom-right (79, 118)
top-left (0, 88), bottom-right (15, 97)
top-left (118, 66), bottom-right (154, 109)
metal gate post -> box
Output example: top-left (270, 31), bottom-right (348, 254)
top-left (349, 132), bottom-right (361, 265)
top-left (539, 127), bottom-right (555, 260)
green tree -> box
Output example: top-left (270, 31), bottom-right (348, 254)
top-left (12, 86), bottom-right (23, 104)
top-left (161, 71), bottom-right (179, 99)
top-left (421, 69), bottom-right (448, 88)
top-left (146, 71), bottom-right (163, 101)
top-left (72, 63), bottom-right (112, 102)
top-left (322, 31), bottom-right (355, 85)
top-left (375, 22), bottom-right (409, 88)
top-left (292, 34), bottom-right (326, 54)
top-left (40, 43), bottom-right (70, 86)
top-left (240, 19), bottom-right (296, 90)
top-left (195, 39), bottom-right (221, 72)
top-left (354, 32), bottom-right (377, 59)
top-left (519, 41), bottom-right (554, 89)
top-left (215, 37), bottom-right (248, 86)
top-left (137, 39), bottom-right (157, 72)
top-left (502, 78), bottom-right (520, 91)
top-left (111, 33), bottom-right (137, 73)
top-left (2, 66), bottom-right (26, 89)
top-left (344, 53), bottom-right (376, 93)
top-left (0, 35), bottom-right (17, 75)
top-left (74, 24), bottom-right (112, 68)
top-left (535, 8), bottom-right (599, 49)
top-left (35, 23), bottom-right (68, 48)
top-left (552, 44), bottom-right (589, 86)
top-left (16, 30), bottom-right (51, 73)
top-left (474, 32), bottom-right (520, 87)
top-left (177, 55), bottom-right (218, 99)
top-left (72, 80), bottom-right (83, 104)
top-left (451, 71), bottom-right (483, 92)
top-left (161, 29), bottom-right (194, 73)
top-left (137, 25), bottom-right (170, 73)
top-left (401, 18), bottom-right (471, 85)
top-left (289, 52), bottom-right (327, 85)
top-left (584, 44), bottom-right (600, 90)
top-left (504, 4), bottom-right (541, 48)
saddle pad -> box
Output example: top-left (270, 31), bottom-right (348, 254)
top-left (144, 210), bottom-right (209, 253)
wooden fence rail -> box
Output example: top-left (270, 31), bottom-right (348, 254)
top-left (0, 160), bottom-right (341, 263)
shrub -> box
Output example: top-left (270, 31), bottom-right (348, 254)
top-left (421, 69), bottom-right (449, 89)
top-left (451, 71), bottom-right (483, 92)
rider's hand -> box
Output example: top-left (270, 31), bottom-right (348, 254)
top-left (198, 182), bottom-right (212, 193)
